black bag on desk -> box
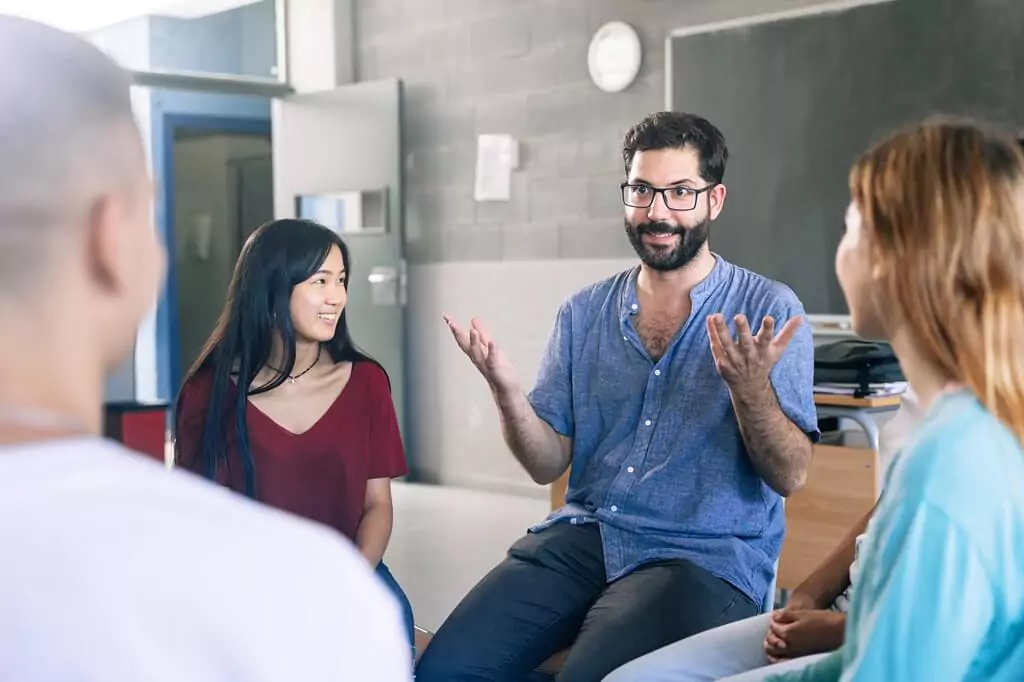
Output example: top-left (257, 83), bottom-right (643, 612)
top-left (814, 339), bottom-right (904, 397)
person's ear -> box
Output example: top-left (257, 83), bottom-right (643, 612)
top-left (869, 240), bottom-right (891, 284)
top-left (85, 193), bottom-right (130, 294)
top-left (708, 183), bottom-right (727, 221)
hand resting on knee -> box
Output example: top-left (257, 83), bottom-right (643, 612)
top-left (764, 601), bottom-right (845, 663)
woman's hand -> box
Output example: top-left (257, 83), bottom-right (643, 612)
top-left (764, 608), bottom-right (846, 663)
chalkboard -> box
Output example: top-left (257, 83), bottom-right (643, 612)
top-left (668, 0), bottom-right (1024, 314)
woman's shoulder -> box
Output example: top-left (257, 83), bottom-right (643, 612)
top-left (910, 391), bottom-right (1020, 463)
top-left (179, 366), bottom-right (216, 403)
top-left (894, 390), bottom-right (1024, 523)
top-left (316, 360), bottom-right (394, 426)
top-left (349, 359), bottom-right (392, 395)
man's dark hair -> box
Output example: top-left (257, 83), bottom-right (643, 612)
top-left (622, 112), bottom-right (729, 185)
top-left (0, 15), bottom-right (138, 295)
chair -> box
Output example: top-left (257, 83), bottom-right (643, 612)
top-left (414, 626), bottom-right (432, 663)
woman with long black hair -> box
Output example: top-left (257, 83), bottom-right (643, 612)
top-left (174, 218), bottom-right (415, 650)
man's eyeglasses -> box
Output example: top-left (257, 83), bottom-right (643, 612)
top-left (620, 183), bottom-right (716, 212)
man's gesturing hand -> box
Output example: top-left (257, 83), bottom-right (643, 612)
top-left (443, 315), bottom-right (520, 395)
top-left (706, 313), bottom-right (802, 395)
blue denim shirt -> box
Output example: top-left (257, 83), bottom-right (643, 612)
top-left (528, 256), bottom-right (819, 606)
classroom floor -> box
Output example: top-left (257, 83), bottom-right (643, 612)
top-left (385, 482), bottom-right (549, 632)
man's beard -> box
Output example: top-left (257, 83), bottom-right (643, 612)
top-left (625, 217), bottom-right (710, 272)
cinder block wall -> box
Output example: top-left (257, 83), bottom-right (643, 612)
top-left (353, 0), bottom-right (881, 494)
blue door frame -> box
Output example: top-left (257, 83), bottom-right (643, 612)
top-left (154, 113), bottom-right (272, 401)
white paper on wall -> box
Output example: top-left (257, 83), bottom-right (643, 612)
top-left (474, 134), bottom-right (518, 202)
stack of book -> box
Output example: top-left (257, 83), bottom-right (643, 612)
top-left (814, 381), bottom-right (908, 397)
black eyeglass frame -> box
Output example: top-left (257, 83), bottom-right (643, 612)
top-left (619, 182), bottom-right (718, 212)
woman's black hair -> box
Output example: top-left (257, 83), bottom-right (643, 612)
top-left (175, 218), bottom-right (378, 498)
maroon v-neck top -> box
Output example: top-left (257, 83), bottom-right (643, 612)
top-left (175, 361), bottom-right (408, 543)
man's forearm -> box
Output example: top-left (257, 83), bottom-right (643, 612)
top-left (493, 386), bottom-right (571, 485)
top-left (731, 381), bottom-right (813, 496)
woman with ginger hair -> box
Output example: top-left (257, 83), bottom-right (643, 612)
top-left (770, 121), bottom-right (1024, 681)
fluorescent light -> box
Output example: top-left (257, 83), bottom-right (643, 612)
top-left (0, 0), bottom-right (262, 33)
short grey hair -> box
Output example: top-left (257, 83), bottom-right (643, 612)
top-left (0, 15), bottom-right (142, 294)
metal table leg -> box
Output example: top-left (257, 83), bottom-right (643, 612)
top-left (816, 406), bottom-right (881, 452)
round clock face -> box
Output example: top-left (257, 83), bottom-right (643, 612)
top-left (588, 21), bottom-right (642, 93)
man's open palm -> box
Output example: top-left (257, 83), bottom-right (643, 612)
top-left (443, 315), bottom-right (519, 393)
top-left (707, 313), bottom-right (802, 389)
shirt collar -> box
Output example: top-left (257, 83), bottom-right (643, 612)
top-left (620, 253), bottom-right (731, 320)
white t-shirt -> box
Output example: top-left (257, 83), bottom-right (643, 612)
top-left (0, 437), bottom-right (411, 682)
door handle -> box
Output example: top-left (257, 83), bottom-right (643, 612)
top-left (368, 268), bottom-right (397, 284)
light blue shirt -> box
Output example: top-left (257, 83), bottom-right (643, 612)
top-left (771, 389), bottom-right (1024, 681)
top-left (527, 256), bottom-right (819, 606)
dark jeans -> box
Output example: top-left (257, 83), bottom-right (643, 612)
top-left (415, 522), bottom-right (757, 682)
top-left (376, 562), bottom-right (416, 649)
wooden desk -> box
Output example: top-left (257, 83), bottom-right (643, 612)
top-left (812, 393), bottom-right (902, 409)
top-left (777, 392), bottom-right (901, 589)
top-left (551, 470), bottom-right (569, 511)
top-left (777, 441), bottom-right (876, 589)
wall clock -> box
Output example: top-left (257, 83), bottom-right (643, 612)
top-left (587, 21), bottom-right (642, 93)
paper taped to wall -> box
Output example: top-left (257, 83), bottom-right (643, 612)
top-left (474, 134), bottom-right (518, 202)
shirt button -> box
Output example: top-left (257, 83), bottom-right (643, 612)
top-left (631, 303), bottom-right (638, 311)
top-left (654, 369), bottom-right (661, 376)
top-left (627, 466), bottom-right (635, 473)
top-left (623, 336), bottom-right (628, 341)
top-left (644, 419), bottom-right (652, 426)
top-left (610, 505), bottom-right (619, 512)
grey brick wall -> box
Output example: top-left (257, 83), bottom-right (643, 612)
top-left (355, 0), bottom-right (845, 264)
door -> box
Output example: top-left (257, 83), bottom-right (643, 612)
top-left (174, 131), bottom-right (273, 383)
top-left (272, 79), bottom-right (406, 437)
top-left (230, 154), bottom-right (274, 244)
